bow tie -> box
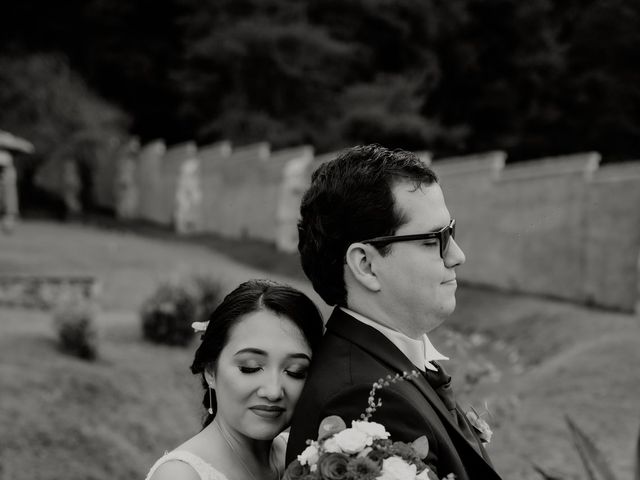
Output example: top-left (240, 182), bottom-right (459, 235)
top-left (423, 362), bottom-right (456, 410)
top-left (424, 360), bottom-right (439, 372)
top-left (422, 362), bottom-right (482, 453)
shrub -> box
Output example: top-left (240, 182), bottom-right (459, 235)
top-left (140, 275), bottom-right (223, 346)
top-left (188, 274), bottom-right (223, 324)
top-left (140, 281), bottom-right (199, 346)
top-left (52, 301), bottom-right (98, 360)
top-left (0, 54), bottom-right (129, 203)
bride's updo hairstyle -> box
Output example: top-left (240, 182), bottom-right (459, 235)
top-left (190, 279), bottom-right (323, 427)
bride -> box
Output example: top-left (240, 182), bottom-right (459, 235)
top-left (145, 279), bottom-right (324, 480)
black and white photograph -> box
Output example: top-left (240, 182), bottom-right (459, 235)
top-left (1, 2), bottom-right (639, 479)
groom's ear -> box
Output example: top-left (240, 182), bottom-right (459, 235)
top-left (345, 243), bottom-right (381, 293)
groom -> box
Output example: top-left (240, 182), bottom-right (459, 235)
top-left (287, 145), bottom-right (502, 479)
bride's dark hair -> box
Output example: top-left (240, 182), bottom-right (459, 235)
top-left (190, 279), bottom-right (323, 427)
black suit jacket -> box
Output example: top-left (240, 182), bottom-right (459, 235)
top-left (286, 308), bottom-right (502, 480)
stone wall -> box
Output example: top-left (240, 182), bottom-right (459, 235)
top-left (431, 151), bottom-right (506, 287)
top-left (160, 141), bottom-right (198, 227)
top-left (0, 275), bottom-right (100, 309)
top-left (136, 140), bottom-right (166, 224)
top-left (432, 151), bottom-right (640, 311)
top-left (114, 139), bottom-right (141, 220)
top-left (109, 139), bottom-right (639, 312)
top-left (201, 143), bottom-right (270, 238)
top-left (198, 140), bottom-right (233, 234)
top-left (274, 146), bottom-right (315, 251)
top-left (584, 161), bottom-right (640, 310)
top-left (482, 152), bottom-right (598, 300)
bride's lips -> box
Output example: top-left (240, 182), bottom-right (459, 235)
top-left (249, 405), bottom-right (286, 418)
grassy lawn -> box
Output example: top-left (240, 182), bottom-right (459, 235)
top-left (449, 288), bottom-right (640, 479)
top-left (0, 219), bottom-right (319, 312)
top-left (0, 308), bottom-right (201, 480)
top-left (1, 219), bottom-right (639, 480)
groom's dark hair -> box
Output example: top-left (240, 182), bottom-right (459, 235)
top-left (298, 144), bottom-right (438, 307)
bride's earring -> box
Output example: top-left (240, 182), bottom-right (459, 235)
top-left (208, 386), bottom-right (214, 415)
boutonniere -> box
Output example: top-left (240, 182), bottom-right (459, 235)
top-left (465, 406), bottom-right (493, 445)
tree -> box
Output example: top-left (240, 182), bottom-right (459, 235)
top-left (0, 54), bottom-right (128, 209)
top-left (175, 0), bottom-right (356, 149)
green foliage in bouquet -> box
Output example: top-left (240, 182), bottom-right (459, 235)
top-left (52, 300), bottom-right (98, 360)
top-left (284, 371), bottom-right (456, 480)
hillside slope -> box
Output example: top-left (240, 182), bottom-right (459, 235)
top-left (1, 220), bottom-right (638, 479)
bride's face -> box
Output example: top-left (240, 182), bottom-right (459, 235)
top-left (208, 309), bottom-right (312, 441)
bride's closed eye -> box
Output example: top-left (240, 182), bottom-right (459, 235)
top-left (238, 365), bottom-right (308, 379)
top-left (239, 366), bottom-right (262, 374)
top-left (285, 367), bottom-right (308, 380)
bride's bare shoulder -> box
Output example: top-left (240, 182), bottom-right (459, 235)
top-left (148, 459), bottom-right (202, 480)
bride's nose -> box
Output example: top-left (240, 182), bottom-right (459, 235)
top-left (257, 372), bottom-right (284, 401)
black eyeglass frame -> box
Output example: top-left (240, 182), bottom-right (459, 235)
top-left (360, 219), bottom-right (456, 259)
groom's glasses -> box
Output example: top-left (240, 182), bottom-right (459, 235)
top-left (361, 219), bottom-right (456, 259)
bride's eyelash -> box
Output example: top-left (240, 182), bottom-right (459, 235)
top-left (239, 366), bottom-right (261, 374)
top-left (286, 369), bottom-right (308, 380)
top-left (238, 365), bottom-right (308, 378)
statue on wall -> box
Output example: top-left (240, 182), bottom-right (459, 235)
top-left (0, 130), bottom-right (35, 233)
top-left (114, 137), bottom-right (141, 220)
top-left (174, 156), bottom-right (201, 234)
top-left (0, 151), bottom-right (19, 232)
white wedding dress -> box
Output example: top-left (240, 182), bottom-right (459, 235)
top-left (145, 450), bottom-right (229, 480)
top-left (144, 432), bottom-right (288, 480)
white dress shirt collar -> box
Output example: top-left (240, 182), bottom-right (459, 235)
top-left (340, 307), bottom-right (448, 372)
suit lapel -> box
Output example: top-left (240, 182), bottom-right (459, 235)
top-left (326, 308), bottom-right (495, 470)
top-left (409, 374), bottom-right (494, 467)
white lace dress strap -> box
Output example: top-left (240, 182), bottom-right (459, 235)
top-left (145, 450), bottom-right (229, 480)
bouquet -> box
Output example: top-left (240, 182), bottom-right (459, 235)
top-left (284, 371), bottom-right (456, 480)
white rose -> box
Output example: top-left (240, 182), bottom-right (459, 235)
top-left (351, 420), bottom-right (390, 440)
top-left (377, 456), bottom-right (417, 480)
top-left (297, 444), bottom-right (319, 466)
top-left (322, 436), bottom-right (342, 453)
top-left (332, 427), bottom-right (371, 453)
